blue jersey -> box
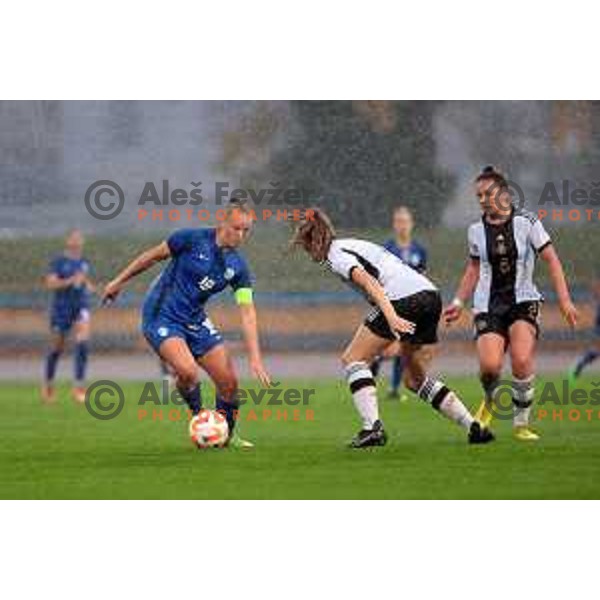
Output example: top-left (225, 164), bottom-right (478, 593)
top-left (142, 228), bottom-right (252, 324)
top-left (47, 255), bottom-right (91, 315)
top-left (383, 239), bottom-right (427, 274)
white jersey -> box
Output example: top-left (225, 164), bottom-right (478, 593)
top-left (325, 238), bottom-right (436, 301)
top-left (468, 209), bottom-right (551, 314)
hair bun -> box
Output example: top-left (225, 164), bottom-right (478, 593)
top-left (475, 165), bottom-right (508, 186)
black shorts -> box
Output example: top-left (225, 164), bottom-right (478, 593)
top-left (364, 290), bottom-right (441, 345)
top-left (474, 301), bottom-right (541, 340)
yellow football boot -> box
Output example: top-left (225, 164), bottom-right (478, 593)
top-left (513, 426), bottom-right (540, 441)
top-left (228, 434), bottom-right (255, 449)
top-left (474, 400), bottom-right (494, 428)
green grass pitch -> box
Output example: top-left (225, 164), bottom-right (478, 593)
top-left (1, 376), bottom-right (600, 499)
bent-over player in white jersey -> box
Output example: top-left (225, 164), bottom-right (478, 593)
top-left (444, 166), bottom-right (578, 441)
top-left (291, 208), bottom-right (494, 448)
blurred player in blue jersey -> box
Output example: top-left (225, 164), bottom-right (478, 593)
top-left (42, 229), bottom-right (95, 403)
top-left (372, 206), bottom-right (428, 398)
top-left (101, 203), bottom-right (271, 448)
top-left (569, 275), bottom-right (600, 381)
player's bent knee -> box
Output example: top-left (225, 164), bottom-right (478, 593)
top-left (175, 365), bottom-right (199, 389)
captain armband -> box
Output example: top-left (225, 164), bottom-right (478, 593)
top-left (234, 287), bottom-right (254, 305)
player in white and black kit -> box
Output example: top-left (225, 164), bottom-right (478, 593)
top-left (445, 166), bottom-right (578, 441)
top-left (292, 208), bottom-right (494, 447)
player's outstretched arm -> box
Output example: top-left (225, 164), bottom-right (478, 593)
top-left (540, 244), bottom-right (578, 327)
top-left (444, 258), bottom-right (480, 324)
top-left (101, 242), bottom-right (171, 305)
top-left (350, 267), bottom-right (415, 338)
top-left (237, 300), bottom-right (271, 387)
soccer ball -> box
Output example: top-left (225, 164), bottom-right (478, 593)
top-left (189, 409), bottom-right (229, 448)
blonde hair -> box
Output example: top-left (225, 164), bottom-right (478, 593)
top-left (219, 200), bottom-right (253, 222)
top-left (393, 205), bottom-right (413, 219)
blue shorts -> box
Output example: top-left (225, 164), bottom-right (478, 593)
top-left (142, 315), bottom-right (223, 359)
top-left (50, 307), bottom-right (90, 334)
top-left (595, 305), bottom-right (600, 336)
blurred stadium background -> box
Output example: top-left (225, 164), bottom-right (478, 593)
top-left (1, 100), bottom-right (599, 379)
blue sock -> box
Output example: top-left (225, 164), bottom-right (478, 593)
top-left (574, 350), bottom-right (600, 377)
top-left (178, 383), bottom-right (202, 415)
top-left (216, 395), bottom-right (238, 436)
top-left (391, 356), bottom-right (404, 392)
top-left (45, 349), bottom-right (62, 382)
top-left (74, 341), bottom-right (89, 385)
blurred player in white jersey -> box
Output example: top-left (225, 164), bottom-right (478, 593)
top-left (445, 166), bottom-right (578, 441)
top-left (292, 208), bottom-right (494, 448)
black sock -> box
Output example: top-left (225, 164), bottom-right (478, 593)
top-left (178, 383), bottom-right (201, 415)
top-left (391, 356), bottom-right (404, 391)
top-left (216, 395), bottom-right (238, 436)
top-left (45, 349), bottom-right (62, 382)
top-left (74, 341), bottom-right (88, 384)
top-left (480, 373), bottom-right (500, 404)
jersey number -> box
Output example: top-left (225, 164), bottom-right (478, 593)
top-left (198, 276), bottom-right (215, 291)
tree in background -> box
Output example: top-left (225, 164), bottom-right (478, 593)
top-left (268, 101), bottom-right (455, 228)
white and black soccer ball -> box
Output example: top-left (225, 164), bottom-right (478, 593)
top-left (189, 410), bottom-right (229, 449)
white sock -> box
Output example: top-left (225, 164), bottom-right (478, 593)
top-left (345, 361), bottom-right (379, 430)
top-left (513, 375), bottom-right (535, 427)
top-left (352, 386), bottom-right (379, 430)
top-left (438, 392), bottom-right (474, 430)
top-left (418, 377), bottom-right (474, 430)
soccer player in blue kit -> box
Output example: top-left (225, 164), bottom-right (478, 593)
top-left (569, 274), bottom-right (600, 382)
top-left (101, 204), bottom-right (271, 448)
top-left (372, 206), bottom-right (428, 398)
top-left (384, 206), bottom-right (428, 273)
top-left (43, 229), bottom-right (95, 404)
